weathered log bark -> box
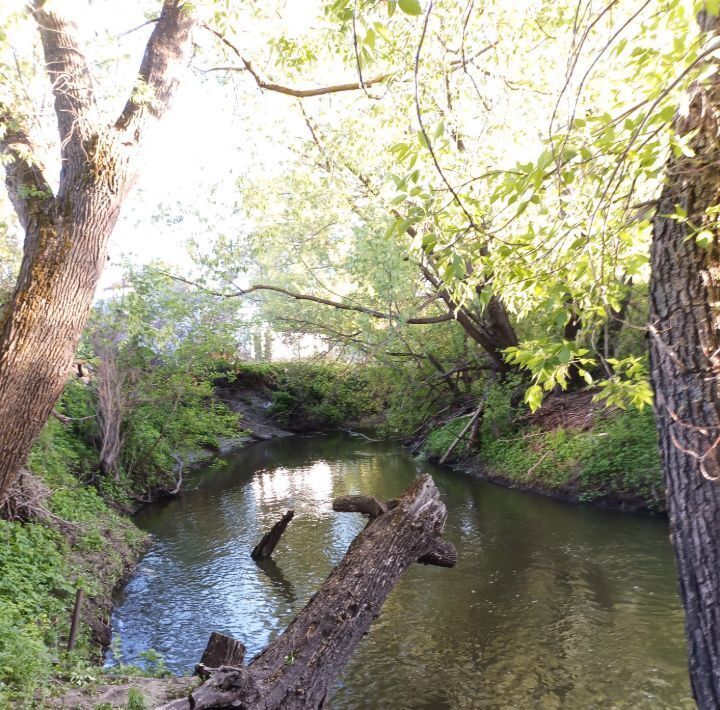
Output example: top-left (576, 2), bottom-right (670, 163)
top-left (163, 474), bottom-right (455, 710)
top-left (0, 1), bottom-right (195, 504)
top-left (332, 495), bottom-right (387, 517)
top-left (199, 632), bottom-right (246, 671)
top-left (648, 10), bottom-right (720, 707)
top-left (251, 510), bottom-right (295, 560)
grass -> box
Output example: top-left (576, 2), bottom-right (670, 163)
top-left (480, 407), bottom-right (664, 511)
top-left (423, 377), bottom-right (664, 512)
top-left (0, 420), bottom-right (147, 705)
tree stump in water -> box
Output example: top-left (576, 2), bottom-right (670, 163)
top-left (251, 509), bottom-right (295, 560)
top-left (162, 474), bottom-right (456, 710)
top-left (198, 631), bottom-right (246, 671)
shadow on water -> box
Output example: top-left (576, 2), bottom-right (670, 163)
top-left (110, 432), bottom-right (692, 709)
top-left (254, 557), bottom-right (296, 606)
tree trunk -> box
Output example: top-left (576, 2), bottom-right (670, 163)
top-left (0, 0), bottom-right (195, 504)
top-left (0, 188), bottom-right (122, 500)
top-left (164, 474), bottom-right (455, 710)
top-left (648, 10), bottom-right (720, 706)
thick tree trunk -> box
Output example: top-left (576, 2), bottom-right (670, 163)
top-left (648, 10), bottom-right (720, 706)
top-left (0, 0), bottom-right (195, 503)
top-left (164, 474), bottom-right (455, 710)
top-left (0, 188), bottom-right (121, 500)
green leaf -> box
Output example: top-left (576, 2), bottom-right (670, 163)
top-left (695, 229), bottom-right (714, 249)
top-left (525, 385), bottom-right (544, 413)
top-left (557, 347), bottom-right (572, 364)
top-left (398, 0), bottom-right (422, 16)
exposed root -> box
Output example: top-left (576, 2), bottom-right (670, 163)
top-left (0, 468), bottom-right (80, 538)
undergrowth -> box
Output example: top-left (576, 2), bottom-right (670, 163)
top-left (424, 378), bottom-right (664, 511)
top-left (0, 419), bottom-right (146, 705)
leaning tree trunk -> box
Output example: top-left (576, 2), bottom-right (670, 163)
top-left (0, 0), bottom-right (195, 503)
top-left (648, 9), bottom-right (720, 707)
top-left (164, 474), bottom-right (456, 710)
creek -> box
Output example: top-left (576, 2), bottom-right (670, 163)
top-left (110, 433), bottom-right (691, 709)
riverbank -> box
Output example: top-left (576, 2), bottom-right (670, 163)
top-left (0, 420), bottom-right (148, 706)
top-left (422, 390), bottom-right (665, 513)
top-left (1, 362), bottom-right (383, 705)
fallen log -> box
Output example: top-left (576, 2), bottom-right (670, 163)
top-left (163, 474), bottom-right (455, 710)
top-left (332, 494), bottom-right (386, 517)
top-left (251, 509), bottom-right (295, 560)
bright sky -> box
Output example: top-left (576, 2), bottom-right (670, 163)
top-left (100, 1), bottom-right (323, 293)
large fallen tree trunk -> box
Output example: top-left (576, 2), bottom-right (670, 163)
top-left (163, 474), bottom-right (455, 709)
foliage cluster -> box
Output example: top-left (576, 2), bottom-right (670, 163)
top-left (262, 362), bottom-right (393, 427)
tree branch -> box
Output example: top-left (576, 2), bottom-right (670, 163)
top-left (158, 271), bottom-right (453, 325)
top-left (202, 24), bottom-right (390, 98)
top-left (0, 109), bottom-right (54, 231)
top-left (115, 1), bottom-right (195, 139)
top-left (32, 1), bottom-right (99, 166)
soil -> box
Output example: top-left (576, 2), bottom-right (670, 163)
top-left (49, 676), bottom-right (198, 709)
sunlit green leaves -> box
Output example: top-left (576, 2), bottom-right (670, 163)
top-left (593, 357), bottom-right (654, 409)
top-left (398, 0), bottom-right (422, 16)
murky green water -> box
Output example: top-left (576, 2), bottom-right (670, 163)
top-left (111, 433), bottom-right (692, 708)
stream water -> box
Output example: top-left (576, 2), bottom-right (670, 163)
top-left (110, 433), bottom-right (692, 709)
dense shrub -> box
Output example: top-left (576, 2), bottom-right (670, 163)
top-left (266, 362), bottom-right (392, 427)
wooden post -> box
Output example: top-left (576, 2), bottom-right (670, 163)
top-left (251, 509), bottom-right (294, 560)
top-left (67, 588), bottom-right (84, 651)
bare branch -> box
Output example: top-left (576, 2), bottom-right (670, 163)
top-left (202, 24), bottom-right (390, 98)
top-left (156, 271), bottom-right (452, 325)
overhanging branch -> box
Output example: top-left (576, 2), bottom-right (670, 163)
top-left (202, 24), bottom-right (390, 98)
top-left (158, 271), bottom-right (452, 325)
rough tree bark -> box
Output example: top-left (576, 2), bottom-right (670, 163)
top-left (648, 9), bottom-right (720, 707)
top-left (0, 1), bottom-right (195, 502)
top-left (163, 474), bottom-right (456, 710)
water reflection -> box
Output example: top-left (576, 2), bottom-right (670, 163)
top-left (110, 433), bottom-right (692, 709)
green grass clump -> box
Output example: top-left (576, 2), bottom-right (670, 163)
top-left (480, 407), bottom-right (664, 511)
